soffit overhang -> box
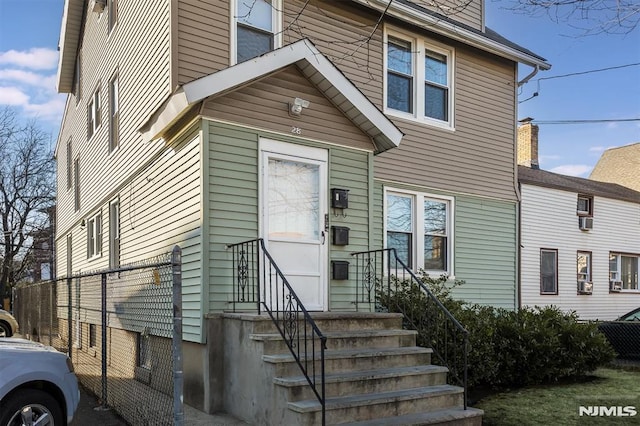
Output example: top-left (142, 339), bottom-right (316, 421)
top-left (57, 0), bottom-right (85, 93)
top-left (141, 39), bottom-right (403, 154)
top-left (352, 0), bottom-right (551, 70)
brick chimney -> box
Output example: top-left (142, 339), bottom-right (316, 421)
top-left (517, 117), bottom-right (539, 169)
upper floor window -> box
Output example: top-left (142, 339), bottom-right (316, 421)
top-left (610, 253), bottom-right (639, 290)
top-left (577, 194), bottom-right (593, 216)
top-left (87, 212), bottom-right (102, 259)
top-left (74, 157), bottom-right (80, 212)
top-left (88, 88), bottom-right (101, 139)
top-left (108, 0), bottom-right (118, 32)
top-left (384, 29), bottom-right (454, 129)
top-left (540, 249), bottom-right (558, 295)
top-left (66, 139), bottom-right (72, 190)
top-left (109, 74), bottom-right (119, 152)
top-left (385, 188), bottom-right (453, 274)
top-left (74, 51), bottom-right (82, 103)
top-left (233, 0), bottom-right (281, 64)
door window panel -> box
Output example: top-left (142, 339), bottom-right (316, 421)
top-left (268, 158), bottom-right (319, 240)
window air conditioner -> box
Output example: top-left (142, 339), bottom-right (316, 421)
top-left (578, 281), bottom-right (593, 294)
top-left (578, 216), bottom-right (593, 231)
top-left (610, 280), bottom-right (623, 292)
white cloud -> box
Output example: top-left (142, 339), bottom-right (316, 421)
top-left (0, 86), bottom-right (30, 105)
top-left (0, 48), bottom-right (58, 70)
top-left (549, 164), bottom-right (592, 177)
top-left (23, 95), bottom-right (66, 123)
top-left (0, 69), bottom-right (57, 90)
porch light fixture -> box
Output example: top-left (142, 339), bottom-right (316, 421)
top-left (289, 97), bottom-right (310, 116)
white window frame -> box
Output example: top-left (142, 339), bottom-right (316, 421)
top-left (87, 212), bottom-right (102, 259)
top-left (610, 253), bottom-right (640, 291)
top-left (383, 187), bottom-right (454, 276)
top-left (109, 73), bottom-right (119, 152)
top-left (384, 27), bottom-right (455, 130)
top-left (230, 0), bottom-right (282, 65)
top-left (577, 194), bottom-right (593, 216)
top-left (108, 0), bottom-right (118, 32)
top-left (88, 87), bottom-right (101, 139)
top-left (577, 251), bottom-right (592, 282)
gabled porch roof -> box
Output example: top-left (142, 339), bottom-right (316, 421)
top-left (140, 39), bottom-right (403, 154)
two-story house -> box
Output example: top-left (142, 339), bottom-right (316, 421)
top-left (518, 119), bottom-right (640, 320)
top-left (55, 0), bottom-right (549, 423)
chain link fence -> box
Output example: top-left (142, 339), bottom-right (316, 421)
top-left (598, 320), bottom-right (640, 361)
top-left (13, 246), bottom-right (183, 425)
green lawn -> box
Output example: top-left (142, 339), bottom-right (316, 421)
top-left (474, 367), bottom-right (640, 425)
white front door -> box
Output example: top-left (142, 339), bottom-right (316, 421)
top-left (261, 139), bottom-right (328, 311)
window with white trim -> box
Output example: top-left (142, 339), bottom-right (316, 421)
top-left (108, 0), bottom-right (118, 32)
top-left (109, 74), bottom-right (119, 152)
top-left (384, 29), bottom-right (454, 128)
top-left (87, 213), bottom-right (102, 259)
top-left (88, 88), bottom-right (101, 139)
top-left (610, 253), bottom-right (639, 290)
top-left (577, 194), bottom-right (593, 216)
top-left (577, 251), bottom-right (592, 282)
top-left (385, 189), bottom-right (453, 274)
top-left (233, 0), bottom-right (281, 64)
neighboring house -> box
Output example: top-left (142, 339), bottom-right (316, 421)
top-left (590, 142), bottom-right (640, 192)
top-left (518, 120), bottom-right (640, 320)
top-left (54, 0), bottom-right (549, 421)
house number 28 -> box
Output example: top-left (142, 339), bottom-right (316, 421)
top-left (291, 126), bottom-right (302, 135)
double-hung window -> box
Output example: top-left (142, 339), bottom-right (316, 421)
top-left (385, 189), bottom-right (453, 274)
top-left (577, 251), bottom-right (592, 282)
top-left (87, 213), bottom-right (102, 259)
top-left (540, 249), bottom-right (558, 294)
top-left (233, 0), bottom-right (281, 64)
top-left (577, 194), bottom-right (593, 216)
top-left (385, 29), bottom-right (454, 128)
top-left (74, 157), bottom-right (80, 212)
top-left (108, 0), bottom-right (118, 32)
top-left (109, 74), bottom-right (119, 152)
top-left (610, 253), bottom-right (639, 290)
top-left (88, 88), bottom-right (101, 139)
top-left (66, 140), bottom-right (72, 190)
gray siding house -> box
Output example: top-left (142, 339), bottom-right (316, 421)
top-left (55, 0), bottom-right (549, 422)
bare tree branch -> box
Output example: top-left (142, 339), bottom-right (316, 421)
top-left (0, 106), bottom-right (55, 298)
top-left (503, 0), bottom-right (640, 35)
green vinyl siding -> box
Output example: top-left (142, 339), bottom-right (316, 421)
top-left (328, 147), bottom-right (372, 311)
top-left (206, 120), bottom-right (374, 313)
top-left (374, 181), bottom-right (517, 309)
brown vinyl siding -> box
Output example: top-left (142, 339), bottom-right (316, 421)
top-left (201, 66), bottom-right (375, 152)
top-left (375, 48), bottom-right (518, 201)
top-left (176, 0), bottom-right (230, 84)
top-left (411, 0), bottom-right (484, 30)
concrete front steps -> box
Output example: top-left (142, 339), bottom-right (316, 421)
top-left (245, 312), bottom-right (483, 425)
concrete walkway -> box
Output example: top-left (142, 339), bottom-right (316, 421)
top-left (72, 385), bottom-right (248, 426)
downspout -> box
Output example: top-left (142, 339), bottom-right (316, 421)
top-left (517, 65), bottom-right (539, 87)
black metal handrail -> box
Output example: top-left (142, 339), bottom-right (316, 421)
top-left (227, 238), bottom-right (327, 425)
top-left (352, 248), bottom-right (469, 408)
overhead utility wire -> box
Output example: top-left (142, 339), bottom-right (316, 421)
top-left (533, 118), bottom-right (640, 125)
top-left (534, 63), bottom-right (640, 82)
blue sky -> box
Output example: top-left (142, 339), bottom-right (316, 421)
top-left (0, 0), bottom-right (638, 177)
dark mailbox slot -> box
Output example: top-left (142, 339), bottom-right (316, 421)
top-left (332, 226), bottom-right (350, 246)
top-left (331, 188), bottom-right (349, 209)
top-left (332, 261), bottom-right (349, 280)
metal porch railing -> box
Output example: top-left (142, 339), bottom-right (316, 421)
top-left (227, 238), bottom-right (327, 425)
top-left (352, 248), bottom-right (469, 409)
